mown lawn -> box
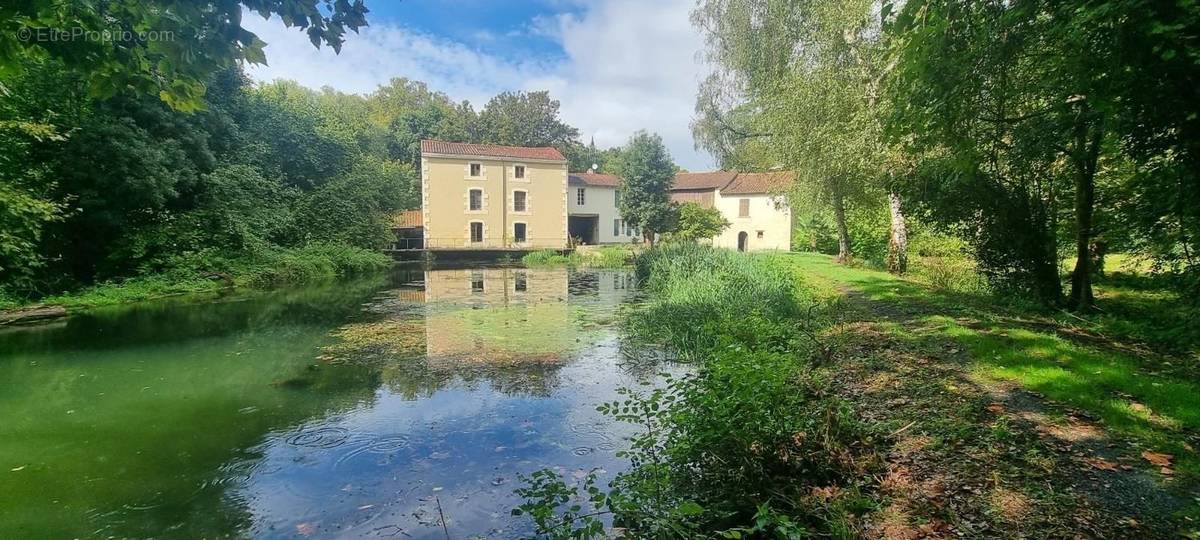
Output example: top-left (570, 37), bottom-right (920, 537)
top-left (785, 252), bottom-right (1200, 482)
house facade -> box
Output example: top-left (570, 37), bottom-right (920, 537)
top-left (420, 140), bottom-right (569, 249)
top-left (567, 172), bottom-right (642, 245)
top-left (670, 171), bottom-right (793, 252)
top-left (415, 139), bottom-right (788, 252)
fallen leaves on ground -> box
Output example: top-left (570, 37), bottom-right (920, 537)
top-left (1140, 451), bottom-right (1173, 467)
top-left (1085, 457), bottom-right (1119, 471)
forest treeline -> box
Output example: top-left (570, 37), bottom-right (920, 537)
top-left (693, 0), bottom-right (1200, 309)
top-left (1, 62), bottom-right (612, 305)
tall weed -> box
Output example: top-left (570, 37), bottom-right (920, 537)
top-left (516, 246), bottom-right (876, 538)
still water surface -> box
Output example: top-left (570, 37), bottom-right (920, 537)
top-left (0, 267), bottom-right (664, 538)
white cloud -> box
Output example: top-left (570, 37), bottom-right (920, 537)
top-left (241, 0), bottom-right (714, 170)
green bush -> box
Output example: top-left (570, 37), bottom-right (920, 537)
top-left (521, 246), bottom-right (634, 268)
top-left (23, 244), bottom-right (392, 311)
top-left (517, 246), bottom-right (875, 538)
top-left (630, 244), bottom-right (805, 359)
top-left (521, 249), bottom-right (573, 266)
top-left (1, 287), bottom-right (23, 310)
top-left (586, 246), bottom-right (635, 268)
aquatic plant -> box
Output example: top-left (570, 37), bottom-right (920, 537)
top-left (521, 246), bottom-right (634, 268)
top-left (627, 244), bottom-right (810, 359)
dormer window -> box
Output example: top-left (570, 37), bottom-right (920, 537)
top-left (469, 163), bottom-right (482, 177)
top-left (514, 165), bottom-right (526, 179)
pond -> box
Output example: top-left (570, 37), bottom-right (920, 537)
top-left (0, 267), bottom-right (668, 538)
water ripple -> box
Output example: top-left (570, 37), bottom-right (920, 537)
top-left (286, 427), bottom-right (351, 449)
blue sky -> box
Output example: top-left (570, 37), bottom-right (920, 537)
top-left (365, 0), bottom-right (578, 61)
top-left (242, 0), bottom-right (714, 170)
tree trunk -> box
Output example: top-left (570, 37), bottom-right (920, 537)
top-left (1068, 111), bottom-right (1105, 311)
top-left (886, 191), bottom-right (908, 274)
top-left (832, 191), bottom-right (852, 263)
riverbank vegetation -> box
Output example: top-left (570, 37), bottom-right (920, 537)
top-left (1, 9), bottom-right (629, 313)
top-left (0, 244), bottom-right (392, 311)
top-left (517, 246), bottom-right (877, 537)
top-left (520, 246), bottom-right (635, 268)
top-left (519, 246), bottom-right (1199, 537)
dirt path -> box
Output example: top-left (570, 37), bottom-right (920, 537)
top-left (827, 286), bottom-right (1192, 539)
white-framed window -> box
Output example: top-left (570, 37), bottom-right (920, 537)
top-left (623, 221), bottom-right (631, 236)
top-left (471, 270), bottom-right (484, 293)
top-left (513, 190), bottom-right (528, 212)
top-left (469, 188), bottom-right (483, 211)
top-left (470, 221), bottom-right (484, 243)
top-left (514, 164), bottom-right (526, 179)
top-left (513, 222), bottom-right (527, 243)
top-left (738, 198), bottom-right (750, 218)
top-left (576, 187), bottom-right (586, 205)
top-left (613, 218), bottom-right (621, 237)
top-left (469, 162), bottom-right (483, 178)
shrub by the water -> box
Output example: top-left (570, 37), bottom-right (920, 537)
top-left (630, 244), bottom-right (806, 359)
top-left (521, 246), bottom-right (634, 268)
top-left (516, 246), bottom-right (876, 538)
top-left (24, 244), bottom-right (392, 310)
top-left (521, 249), bottom-right (573, 266)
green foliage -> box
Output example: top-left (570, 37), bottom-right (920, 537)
top-left (614, 131), bottom-right (678, 242)
top-left (886, 1), bottom-right (1081, 304)
top-left (0, 0), bottom-right (368, 111)
top-left (630, 245), bottom-right (806, 359)
top-left (1, 38), bottom-right (629, 310)
top-left (520, 247), bottom-right (634, 268)
top-left (694, 0), bottom-right (895, 261)
top-left (476, 91), bottom-right (579, 150)
top-left (33, 244), bottom-right (391, 310)
top-left (0, 54), bottom-right (620, 309)
top-left (290, 157), bottom-right (414, 249)
top-left (521, 250), bottom-right (574, 267)
top-left (244, 243), bottom-right (391, 288)
top-left (0, 179), bottom-right (62, 288)
top-left (664, 202), bottom-right (730, 243)
top-left (513, 469), bottom-right (608, 540)
top-left (516, 248), bottom-right (874, 537)
top-left (844, 203), bottom-right (891, 267)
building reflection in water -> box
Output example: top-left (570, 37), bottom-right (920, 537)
top-left (334, 266), bottom-right (640, 399)
top-left (421, 267), bottom-right (573, 365)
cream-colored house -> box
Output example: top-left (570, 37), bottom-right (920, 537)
top-left (420, 140), bottom-right (569, 249)
top-left (670, 171), bottom-right (793, 251)
top-left (567, 173), bottom-right (642, 245)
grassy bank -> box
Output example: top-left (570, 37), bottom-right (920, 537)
top-left (518, 247), bottom-right (1198, 538)
top-left (0, 244), bottom-right (393, 313)
top-left (520, 246), bottom-right (634, 268)
top-left (790, 252), bottom-right (1200, 479)
top-left (517, 245), bottom-right (875, 537)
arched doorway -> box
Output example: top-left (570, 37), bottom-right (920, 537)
top-left (737, 231), bottom-right (748, 252)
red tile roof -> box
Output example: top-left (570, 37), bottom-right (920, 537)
top-left (722, 171), bottom-right (794, 195)
top-left (671, 171), bottom-right (738, 191)
top-left (569, 172), bottom-right (621, 187)
top-left (420, 140), bottom-right (566, 161)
